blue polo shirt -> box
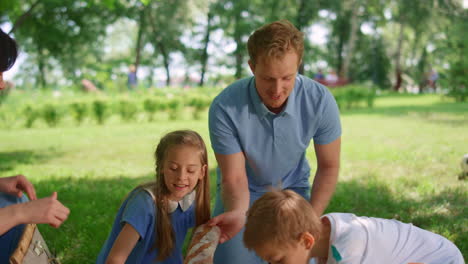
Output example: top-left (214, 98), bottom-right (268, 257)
top-left (96, 189), bottom-right (195, 264)
top-left (209, 74), bottom-right (341, 193)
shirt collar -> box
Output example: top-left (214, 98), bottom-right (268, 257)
top-left (282, 74), bottom-right (300, 116)
top-left (167, 190), bottom-right (196, 213)
top-left (249, 74), bottom-right (300, 118)
top-left (249, 77), bottom-right (270, 118)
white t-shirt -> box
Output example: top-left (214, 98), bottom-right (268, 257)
top-left (320, 213), bottom-right (464, 264)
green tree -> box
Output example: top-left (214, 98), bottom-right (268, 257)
top-left (435, 7), bottom-right (467, 101)
top-left (144, 0), bottom-right (195, 86)
top-left (1, 0), bottom-right (125, 88)
top-left (210, 0), bottom-right (262, 79)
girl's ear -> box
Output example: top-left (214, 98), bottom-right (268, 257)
top-left (199, 164), bottom-right (207, 180)
top-left (300, 232), bottom-right (315, 250)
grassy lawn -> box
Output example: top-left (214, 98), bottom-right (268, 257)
top-left (0, 93), bottom-right (467, 263)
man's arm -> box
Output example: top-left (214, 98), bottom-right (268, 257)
top-left (208, 152), bottom-right (249, 243)
top-left (217, 152), bottom-right (249, 212)
top-left (310, 137), bottom-right (341, 216)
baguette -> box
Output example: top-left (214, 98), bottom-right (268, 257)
top-left (184, 224), bottom-right (221, 264)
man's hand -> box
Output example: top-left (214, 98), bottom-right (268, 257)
top-left (0, 175), bottom-right (37, 200)
top-left (19, 192), bottom-right (70, 228)
top-left (207, 210), bottom-right (246, 244)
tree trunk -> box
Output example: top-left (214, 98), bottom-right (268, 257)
top-left (147, 10), bottom-right (171, 86)
top-left (134, 7), bottom-right (146, 73)
top-left (336, 34), bottom-right (344, 75)
top-left (199, 11), bottom-right (213, 87)
top-left (37, 49), bottom-right (47, 89)
top-left (8, 0), bottom-right (41, 34)
top-left (393, 21), bottom-right (405, 91)
top-left (158, 41), bottom-right (171, 86)
top-left (233, 11), bottom-right (243, 79)
top-left (417, 47), bottom-right (427, 94)
top-left (295, 0), bottom-right (307, 74)
top-left (340, 0), bottom-right (361, 80)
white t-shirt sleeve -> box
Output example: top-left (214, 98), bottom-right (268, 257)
top-left (325, 213), bottom-right (368, 263)
top-left (324, 213), bottom-right (464, 264)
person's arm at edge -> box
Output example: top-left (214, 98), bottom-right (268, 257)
top-left (0, 175), bottom-right (38, 234)
top-left (0, 204), bottom-right (25, 235)
top-left (310, 137), bottom-right (341, 216)
top-left (0, 192), bottom-right (69, 235)
top-left (0, 175), bottom-right (37, 200)
top-left (208, 152), bottom-right (249, 243)
top-left (105, 223), bottom-right (140, 264)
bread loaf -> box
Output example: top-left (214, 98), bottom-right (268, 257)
top-left (184, 224), bottom-right (221, 264)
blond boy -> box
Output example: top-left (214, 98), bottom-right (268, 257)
top-left (244, 190), bottom-right (464, 264)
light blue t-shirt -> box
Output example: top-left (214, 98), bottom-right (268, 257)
top-left (96, 189), bottom-right (195, 264)
top-left (209, 74), bottom-right (341, 193)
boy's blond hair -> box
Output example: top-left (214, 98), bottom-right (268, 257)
top-left (247, 20), bottom-right (304, 65)
top-left (244, 190), bottom-right (322, 249)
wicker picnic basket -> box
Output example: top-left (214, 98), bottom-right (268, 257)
top-left (9, 224), bottom-right (60, 264)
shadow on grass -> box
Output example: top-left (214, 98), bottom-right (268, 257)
top-left (31, 171), bottom-right (466, 264)
top-left (328, 178), bottom-right (467, 257)
top-left (0, 148), bottom-right (62, 171)
top-left (33, 168), bottom-right (218, 264)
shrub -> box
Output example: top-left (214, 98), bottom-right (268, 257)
top-left (118, 100), bottom-right (138, 122)
top-left (331, 85), bottom-right (376, 109)
top-left (0, 107), bottom-right (17, 129)
top-left (188, 96), bottom-right (211, 120)
top-left (143, 98), bottom-right (158, 121)
top-left (42, 104), bottom-right (63, 127)
top-left (23, 105), bottom-right (39, 128)
top-left (70, 102), bottom-right (88, 125)
top-left (157, 100), bottom-right (169, 112)
top-left (167, 98), bottom-right (183, 120)
top-left (366, 88), bottom-right (377, 108)
top-left (445, 87), bottom-right (467, 102)
top-left (92, 100), bottom-right (109, 125)
top-left (0, 86), bottom-right (10, 106)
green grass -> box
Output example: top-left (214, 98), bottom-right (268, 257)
top-left (0, 93), bottom-right (467, 263)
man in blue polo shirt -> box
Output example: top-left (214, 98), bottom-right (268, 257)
top-left (208, 20), bottom-right (342, 264)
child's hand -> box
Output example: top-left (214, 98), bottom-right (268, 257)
top-left (18, 192), bottom-right (70, 228)
top-left (0, 174), bottom-right (37, 200)
top-left (207, 210), bottom-right (246, 244)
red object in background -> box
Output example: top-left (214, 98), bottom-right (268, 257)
top-left (315, 78), bottom-right (349, 88)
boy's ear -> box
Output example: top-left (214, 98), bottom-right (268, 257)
top-left (248, 60), bottom-right (255, 73)
top-left (300, 232), bottom-right (315, 250)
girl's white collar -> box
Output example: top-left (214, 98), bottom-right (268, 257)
top-left (167, 191), bottom-right (196, 213)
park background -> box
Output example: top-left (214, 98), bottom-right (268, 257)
top-left (1, 0), bottom-right (467, 263)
